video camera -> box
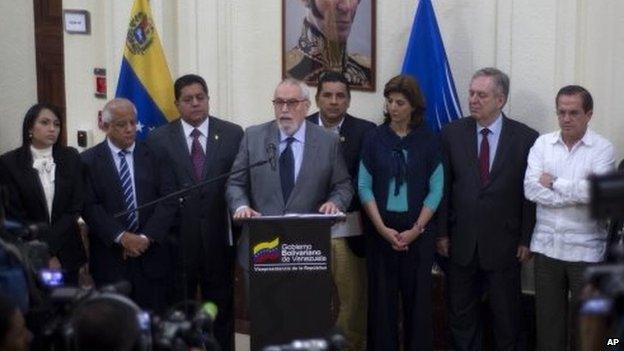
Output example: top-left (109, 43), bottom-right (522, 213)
top-left (38, 279), bottom-right (220, 351)
top-left (1, 185), bottom-right (220, 350)
top-left (0, 184), bottom-right (52, 285)
top-left (0, 185), bottom-right (53, 313)
top-left (578, 169), bottom-right (624, 350)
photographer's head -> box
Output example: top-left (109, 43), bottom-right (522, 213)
top-left (0, 294), bottom-right (31, 351)
top-left (69, 294), bottom-right (147, 351)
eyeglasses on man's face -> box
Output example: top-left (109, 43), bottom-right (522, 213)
top-left (272, 99), bottom-right (307, 109)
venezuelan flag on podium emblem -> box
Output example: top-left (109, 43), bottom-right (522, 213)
top-left (115, 0), bottom-right (177, 139)
top-left (402, 0), bottom-right (463, 133)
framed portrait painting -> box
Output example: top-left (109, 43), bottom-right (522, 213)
top-left (282, 0), bottom-right (376, 91)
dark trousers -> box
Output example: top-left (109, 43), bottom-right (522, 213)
top-left (125, 260), bottom-right (169, 314)
top-left (534, 253), bottom-right (588, 351)
top-left (449, 250), bottom-right (521, 351)
top-left (91, 255), bottom-right (169, 314)
top-left (367, 212), bottom-right (435, 351)
top-left (171, 236), bottom-right (234, 351)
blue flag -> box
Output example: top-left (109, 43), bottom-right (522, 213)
top-left (115, 0), bottom-right (177, 139)
top-left (402, 0), bottom-right (463, 133)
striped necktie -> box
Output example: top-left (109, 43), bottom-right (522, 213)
top-left (118, 150), bottom-right (139, 232)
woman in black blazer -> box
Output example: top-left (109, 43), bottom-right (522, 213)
top-left (0, 103), bottom-right (86, 285)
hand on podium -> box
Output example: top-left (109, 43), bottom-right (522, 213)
top-left (234, 205), bottom-right (261, 219)
top-left (318, 201), bottom-right (341, 215)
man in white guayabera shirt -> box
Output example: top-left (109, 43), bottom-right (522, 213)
top-left (524, 85), bottom-right (615, 351)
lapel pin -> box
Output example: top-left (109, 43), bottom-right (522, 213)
top-left (340, 136), bottom-right (345, 142)
top-left (214, 134), bottom-right (219, 140)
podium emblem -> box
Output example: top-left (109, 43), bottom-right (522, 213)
top-left (253, 237), bottom-right (281, 264)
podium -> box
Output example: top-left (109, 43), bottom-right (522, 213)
top-left (240, 214), bottom-right (343, 351)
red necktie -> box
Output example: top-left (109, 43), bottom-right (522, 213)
top-left (190, 128), bottom-right (205, 181)
top-left (479, 128), bottom-right (490, 186)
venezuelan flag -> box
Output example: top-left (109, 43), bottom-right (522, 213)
top-left (115, 0), bottom-right (177, 139)
top-left (253, 237), bottom-right (280, 255)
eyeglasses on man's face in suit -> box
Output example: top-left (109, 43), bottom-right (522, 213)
top-left (273, 83), bottom-right (310, 136)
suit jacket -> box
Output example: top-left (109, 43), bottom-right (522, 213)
top-left (438, 115), bottom-right (538, 270)
top-left (81, 140), bottom-right (177, 285)
top-left (147, 117), bottom-right (243, 275)
top-left (226, 120), bottom-right (353, 216)
top-left (307, 112), bottom-right (375, 256)
top-left (0, 146), bottom-right (86, 271)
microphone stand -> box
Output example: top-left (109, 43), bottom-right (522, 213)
top-left (113, 158), bottom-right (270, 218)
top-left (113, 157), bottom-right (272, 316)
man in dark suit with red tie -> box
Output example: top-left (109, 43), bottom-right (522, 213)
top-left (437, 68), bottom-right (538, 351)
top-left (82, 98), bottom-right (177, 312)
top-left (147, 74), bottom-right (244, 351)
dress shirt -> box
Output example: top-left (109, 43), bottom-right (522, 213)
top-left (319, 114), bottom-right (360, 237)
top-left (181, 117), bottom-right (209, 153)
top-left (107, 139), bottom-right (142, 242)
top-left (318, 113), bottom-right (344, 134)
top-left (524, 129), bottom-right (615, 262)
top-left (31, 145), bottom-right (55, 219)
top-left (476, 113), bottom-right (503, 170)
top-left (279, 121), bottom-right (306, 182)
top-left (234, 122), bottom-right (306, 215)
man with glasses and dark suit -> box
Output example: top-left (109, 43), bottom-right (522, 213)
top-left (226, 79), bottom-right (353, 304)
top-left (437, 68), bottom-right (538, 351)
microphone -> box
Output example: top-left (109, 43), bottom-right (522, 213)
top-left (266, 143), bottom-right (277, 170)
top-left (262, 329), bottom-right (346, 351)
top-left (193, 301), bottom-right (218, 333)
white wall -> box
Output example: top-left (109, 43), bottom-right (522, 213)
top-left (60, 0), bottom-right (623, 162)
top-left (0, 1), bottom-right (37, 153)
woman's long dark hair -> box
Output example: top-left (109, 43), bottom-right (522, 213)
top-left (21, 103), bottom-right (63, 148)
top-left (382, 75), bottom-right (426, 128)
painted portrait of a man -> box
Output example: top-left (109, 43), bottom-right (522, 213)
top-left (283, 0), bottom-right (376, 91)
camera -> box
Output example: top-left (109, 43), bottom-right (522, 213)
top-left (0, 185), bottom-right (51, 313)
top-left (578, 169), bottom-right (624, 350)
top-left (151, 300), bottom-right (220, 351)
top-left (590, 171), bottom-right (624, 222)
top-left (1, 185), bottom-right (224, 350)
top-left (0, 185), bottom-right (52, 292)
top-left (37, 279), bottom-right (220, 351)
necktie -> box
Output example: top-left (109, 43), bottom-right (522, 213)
top-left (279, 137), bottom-right (296, 203)
top-left (479, 128), bottom-right (491, 186)
top-left (118, 150), bottom-right (139, 232)
top-left (190, 128), bottom-right (205, 181)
